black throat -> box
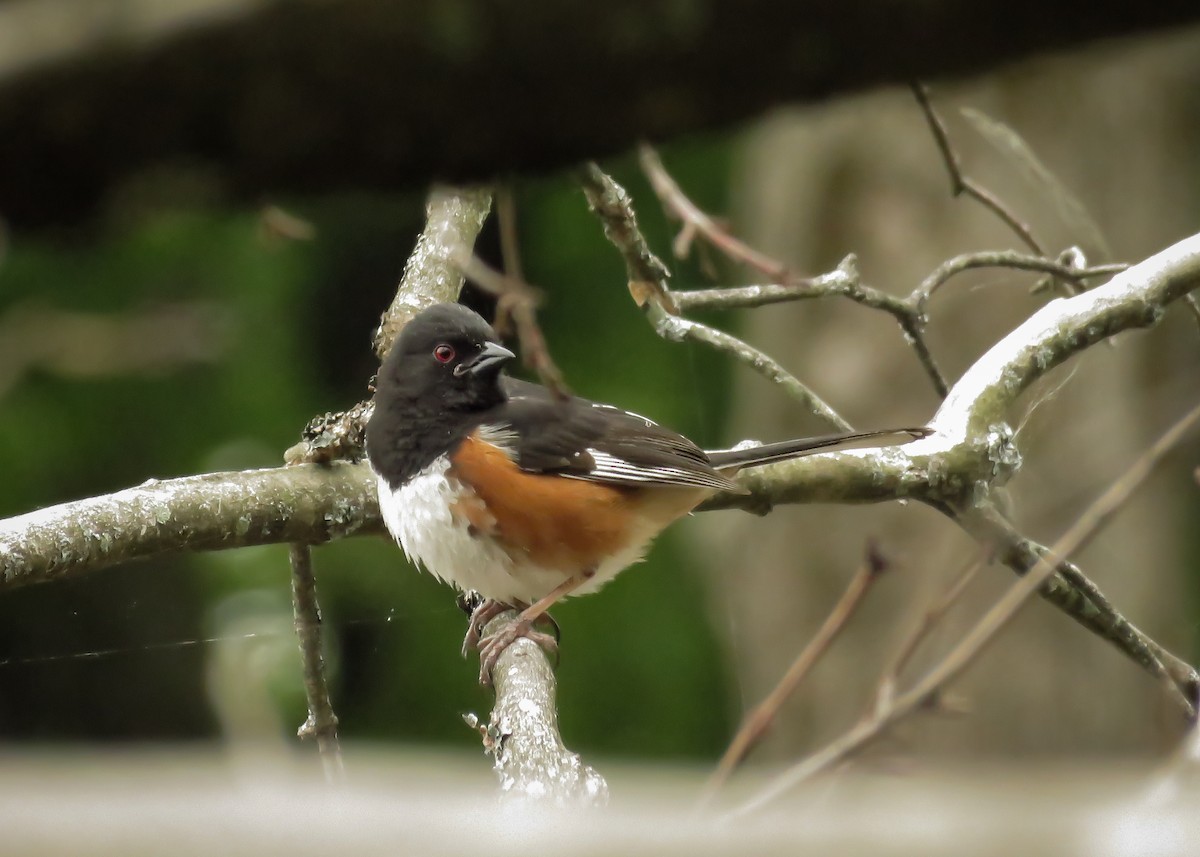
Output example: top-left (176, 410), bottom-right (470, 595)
top-left (366, 380), bottom-right (506, 489)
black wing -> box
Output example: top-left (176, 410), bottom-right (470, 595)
top-left (481, 378), bottom-right (742, 492)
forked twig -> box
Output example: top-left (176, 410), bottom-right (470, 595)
top-left (640, 144), bottom-right (794, 283)
top-left (911, 82), bottom-right (1044, 256)
top-left (581, 165), bottom-right (850, 429)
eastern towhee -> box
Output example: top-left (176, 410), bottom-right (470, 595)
top-left (366, 303), bottom-right (928, 683)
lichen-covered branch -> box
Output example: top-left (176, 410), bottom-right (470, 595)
top-left (0, 462), bottom-right (380, 590)
top-left (472, 610), bottom-right (608, 806)
top-left (961, 505), bottom-right (1199, 710)
top-left (929, 232), bottom-right (1200, 445)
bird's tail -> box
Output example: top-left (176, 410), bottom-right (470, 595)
top-left (706, 427), bottom-right (931, 472)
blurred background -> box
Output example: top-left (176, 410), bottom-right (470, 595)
top-left (0, 1), bottom-right (1198, 780)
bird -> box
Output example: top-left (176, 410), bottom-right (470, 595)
top-left (366, 302), bottom-right (929, 683)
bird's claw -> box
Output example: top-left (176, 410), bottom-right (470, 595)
top-left (476, 620), bottom-right (559, 686)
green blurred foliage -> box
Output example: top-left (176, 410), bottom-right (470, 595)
top-left (0, 136), bottom-right (746, 760)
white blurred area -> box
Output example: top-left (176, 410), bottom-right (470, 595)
top-left (1, 750), bottom-right (1198, 856)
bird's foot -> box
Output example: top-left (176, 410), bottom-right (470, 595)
top-left (460, 597), bottom-right (514, 657)
top-left (477, 617), bottom-right (559, 686)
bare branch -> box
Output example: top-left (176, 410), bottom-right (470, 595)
top-left (289, 543), bottom-right (345, 784)
top-left (580, 166), bottom-right (849, 430)
top-left (650, 314), bottom-right (852, 432)
top-left (914, 251), bottom-right (1127, 311)
top-left (632, 158), bottom-right (953, 398)
top-left (640, 145), bottom-right (792, 282)
top-left (701, 542), bottom-right (887, 804)
top-left (961, 503), bottom-right (1199, 712)
top-left (733, 399), bottom-right (1200, 816)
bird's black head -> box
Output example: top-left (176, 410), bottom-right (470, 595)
top-left (376, 303), bottom-right (515, 412)
top-left (367, 303), bottom-right (515, 483)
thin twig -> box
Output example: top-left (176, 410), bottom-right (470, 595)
top-left (289, 543), bottom-right (345, 785)
top-left (732, 400), bottom-right (1200, 817)
top-left (700, 542), bottom-right (888, 806)
top-left (636, 153), bottom-right (953, 398)
top-left (914, 251), bottom-right (1126, 312)
top-left (652, 313), bottom-right (851, 431)
top-left (911, 83), bottom-right (1044, 256)
top-left (455, 253), bottom-right (570, 397)
top-left (872, 558), bottom-right (983, 712)
top-left (640, 144), bottom-right (793, 282)
top-left (496, 183), bottom-right (524, 282)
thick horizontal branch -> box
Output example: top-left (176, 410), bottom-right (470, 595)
top-left (8, 233), bottom-right (1196, 588)
top-left (3, 0), bottom-right (1200, 228)
top-left (0, 463), bottom-right (381, 589)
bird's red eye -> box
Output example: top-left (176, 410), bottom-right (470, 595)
top-left (433, 344), bottom-right (455, 363)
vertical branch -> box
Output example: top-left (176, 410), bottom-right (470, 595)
top-left (288, 185), bottom-right (493, 784)
top-left (373, 186), bottom-right (494, 358)
top-left (473, 610), bottom-right (609, 806)
top-left (289, 543), bottom-right (345, 784)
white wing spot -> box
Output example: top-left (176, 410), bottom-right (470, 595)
top-left (592, 402), bottom-right (657, 427)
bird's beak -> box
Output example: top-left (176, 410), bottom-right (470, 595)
top-left (458, 340), bottom-right (515, 376)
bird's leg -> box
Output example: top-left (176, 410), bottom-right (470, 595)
top-left (477, 570), bottom-right (594, 685)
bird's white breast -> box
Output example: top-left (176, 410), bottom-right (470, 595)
top-left (373, 456), bottom-right (658, 605)
top-left (375, 456), bottom-right (521, 600)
